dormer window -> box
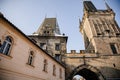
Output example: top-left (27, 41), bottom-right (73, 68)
top-left (45, 24), bottom-right (50, 27)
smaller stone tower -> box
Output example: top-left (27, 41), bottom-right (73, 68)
top-left (28, 18), bottom-right (68, 62)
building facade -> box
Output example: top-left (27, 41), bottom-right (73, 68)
top-left (0, 13), bottom-right (65, 80)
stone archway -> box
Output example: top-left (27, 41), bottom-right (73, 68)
top-left (67, 64), bottom-right (106, 80)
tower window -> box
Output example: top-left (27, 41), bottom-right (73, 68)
top-left (47, 31), bottom-right (49, 33)
top-left (44, 31), bottom-right (46, 34)
top-left (55, 43), bottom-right (60, 51)
top-left (43, 59), bottom-right (48, 72)
top-left (0, 36), bottom-right (12, 55)
top-left (27, 51), bottom-right (34, 66)
top-left (55, 54), bottom-right (60, 61)
top-left (110, 43), bottom-right (117, 54)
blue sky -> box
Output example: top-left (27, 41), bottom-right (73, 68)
top-left (0, 0), bottom-right (120, 52)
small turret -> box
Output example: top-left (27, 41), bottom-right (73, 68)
top-left (104, 0), bottom-right (112, 11)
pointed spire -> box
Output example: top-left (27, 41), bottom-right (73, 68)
top-left (104, 0), bottom-right (111, 10)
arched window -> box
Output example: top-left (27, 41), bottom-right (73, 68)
top-left (27, 51), bottom-right (34, 65)
top-left (43, 59), bottom-right (48, 72)
top-left (53, 65), bottom-right (56, 76)
top-left (0, 36), bottom-right (12, 55)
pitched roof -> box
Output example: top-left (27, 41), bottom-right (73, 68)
top-left (35, 18), bottom-right (61, 36)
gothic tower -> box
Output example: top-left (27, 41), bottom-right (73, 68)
top-left (28, 18), bottom-right (68, 62)
top-left (80, 1), bottom-right (120, 54)
top-left (65, 1), bottom-right (120, 80)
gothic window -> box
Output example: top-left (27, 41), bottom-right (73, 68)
top-left (27, 51), bottom-right (34, 66)
top-left (59, 68), bottom-right (62, 79)
top-left (0, 36), bottom-right (12, 55)
top-left (101, 19), bottom-right (109, 32)
top-left (55, 43), bottom-right (60, 51)
top-left (110, 43), bottom-right (118, 54)
top-left (53, 65), bottom-right (56, 76)
top-left (112, 24), bottom-right (119, 33)
top-left (43, 59), bottom-right (48, 72)
top-left (92, 20), bottom-right (101, 35)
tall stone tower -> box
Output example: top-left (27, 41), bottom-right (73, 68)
top-left (28, 18), bottom-right (68, 62)
top-left (65, 1), bottom-right (120, 80)
top-left (80, 1), bottom-right (120, 54)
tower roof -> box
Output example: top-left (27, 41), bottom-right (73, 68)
top-left (35, 18), bottom-right (61, 36)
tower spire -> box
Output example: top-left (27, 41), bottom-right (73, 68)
top-left (104, 0), bottom-right (111, 10)
top-left (79, 18), bottom-right (81, 25)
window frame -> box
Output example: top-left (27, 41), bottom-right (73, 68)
top-left (53, 65), bottom-right (56, 76)
top-left (0, 36), bottom-right (13, 56)
top-left (27, 51), bottom-right (35, 66)
top-left (55, 43), bottom-right (60, 51)
top-left (43, 59), bottom-right (48, 72)
top-left (110, 43), bottom-right (118, 54)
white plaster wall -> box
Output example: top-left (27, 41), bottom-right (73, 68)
top-left (0, 18), bottom-right (65, 80)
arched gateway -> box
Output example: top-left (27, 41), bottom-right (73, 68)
top-left (67, 64), bottom-right (106, 80)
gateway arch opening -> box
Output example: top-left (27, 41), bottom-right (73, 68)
top-left (73, 68), bottom-right (99, 80)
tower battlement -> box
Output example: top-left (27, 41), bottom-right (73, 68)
top-left (67, 50), bottom-right (95, 54)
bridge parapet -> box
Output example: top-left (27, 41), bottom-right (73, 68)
top-left (66, 50), bottom-right (97, 58)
